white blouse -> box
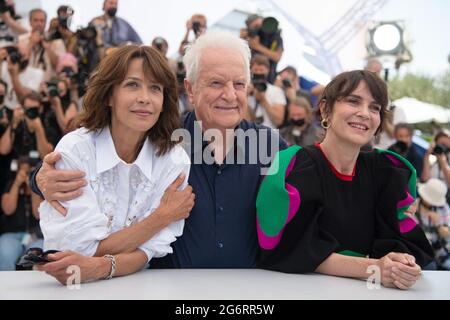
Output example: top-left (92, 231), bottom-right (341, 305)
top-left (39, 127), bottom-right (191, 262)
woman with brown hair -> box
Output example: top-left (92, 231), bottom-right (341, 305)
top-left (35, 45), bottom-right (194, 284)
top-left (257, 70), bottom-right (434, 289)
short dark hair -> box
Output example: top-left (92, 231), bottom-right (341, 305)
top-left (434, 130), bottom-right (450, 143)
top-left (316, 70), bottom-right (388, 135)
top-left (77, 45), bottom-right (181, 156)
top-left (280, 66), bottom-right (298, 77)
top-left (394, 123), bottom-right (414, 136)
top-left (251, 54), bottom-right (270, 69)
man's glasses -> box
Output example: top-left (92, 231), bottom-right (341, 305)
top-left (16, 248), bottom-right (60, 268)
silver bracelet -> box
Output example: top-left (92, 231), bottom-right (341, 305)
top-left (103, 254), bottom-right (116, 280)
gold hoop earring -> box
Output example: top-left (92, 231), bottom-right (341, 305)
top-left (321, 119), bottom-right (331, 129)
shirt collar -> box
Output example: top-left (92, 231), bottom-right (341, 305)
top-left (95, 126), bottom-right (154, 181)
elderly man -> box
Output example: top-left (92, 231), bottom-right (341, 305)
top-left (90, 0), bottom-right (142, 49)
top-left (30, 32), bottom-right (286, 277)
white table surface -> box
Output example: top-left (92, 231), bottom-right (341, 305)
top-left (0, 269), bottom-right (449, 300)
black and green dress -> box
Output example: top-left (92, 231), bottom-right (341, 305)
top-left (256, 144), bottom-right (434, 273)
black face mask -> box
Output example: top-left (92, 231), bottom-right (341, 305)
top-left (0, 95), bottom-right (4, 105)
top-left (290, 118), bottom-right (306, 127)
top-left (19, 59), bottom-right (29, 71)
top-left (106, 8), bottom-right (117, 18)
top-left (25, 107), bottom-right (39, 120)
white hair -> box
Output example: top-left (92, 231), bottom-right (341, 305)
top-left (183, 30), bottom-right (251, 85)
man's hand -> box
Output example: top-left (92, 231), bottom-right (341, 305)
top-left (14, 169), bottom-right (28, 187)
top-left (248, 35), bottom-right (262, 51)
top-left (11, 107), bottom-right (23, 129)
top-left (254, 89), bottom-right (267, 104)
top-left (6, 56), bottom-right (19, 76)
top-left (378, 252), bottom-right (421, 290)
top-left (36, 251), bottom-right (109, 285)
top-left (156, 174), bottom-right (195, 225)
top-left (37, 152), bottom-right (87, 216)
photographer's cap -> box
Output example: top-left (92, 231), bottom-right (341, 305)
top-left (245, 14), bottom-right (262, 27)
top-left (418, 178), bottom-right (448, 207)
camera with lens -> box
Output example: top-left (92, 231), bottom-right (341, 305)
top-left (5, 46), bottom-right (21, 64)
top-left (46, 80), bottom-right (59, 97)
top-left (247, 16), bottom-right (280, 39)
top-left (247, 28), bottom-right (259, 38)
top-left (176, 61), bottom-right (186, 86)
top-left (388, 141), bottom-right (409, 157)
top-left (154, 38), bottom-right (164, 51)
top-left (76, 25), bottom-right (97, 43)
top-left (192, 21), bottom-right (201, 35)
top-left (432, 144), bottom-right (449, 156)
top-left (252, 74), bottom-right (267, 92)
top-left (282, 78), bottom-right (292, 88)
top-left (24, 107), bottom-right (40, 120)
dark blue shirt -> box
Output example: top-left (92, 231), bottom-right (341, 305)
top-left (151, 112), bottom-right (287, 268)
top-left (299, 76), bottom-right (321, 108)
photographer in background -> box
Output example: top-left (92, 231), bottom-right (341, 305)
top-left (90, 0), bottom-right (142, 49)
top-left (0, 91), bottom-right (56, 159)
top-left (0, 156), bottom-right (43, 271)
top-left (275, 66), bottom-right (324, 109)
top-left (247, 54), bottom-right (285, 128)
top-left (240, 14), bottom-right (283, 83)
top-left (174, 59), bottom-right (192, 116)
top-left (178, 13), bottom-right (207, 56)
top-left (152, 36), bottom-right (177, 73)
top-left (0, 0), bottom-right (27, 47)
top-left (40, 79), bottom-right (77, 137)
top-left (0, 79), bottom-right (13, 196)
top-left (422, 131), bottom-right (450, 202)
top-left (1, 43), bottom-right (45, 105)
top-left (18, 8), bottom-right (66, 81)
top-left (279, 96), bottom-right (323, 146)
top-left (47, 5), bottom-right (76, 54)
top-left (389, 122), bottom-right (424, 178)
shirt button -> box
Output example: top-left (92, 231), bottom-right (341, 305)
top-left (217, 242), bottom-right (224, 249)
top-left (217, 170), bottom-right (222, 175)
top-left (218, 206), bottom-right (224, 212)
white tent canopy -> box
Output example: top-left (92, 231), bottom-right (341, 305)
top-left (393, 97), bottom-right (450, 124)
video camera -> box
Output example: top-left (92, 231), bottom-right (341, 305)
top-left (247, 16), bottom-right (280, 39)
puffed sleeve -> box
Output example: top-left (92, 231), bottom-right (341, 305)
top-left (139, 145), bottom-right (191, 262)
top-left (38, 137), bottom-right (109, 256)
top-left (371, 149), bottom-right (434, 267)
top-left (256, 146), bottom-right (340, 273)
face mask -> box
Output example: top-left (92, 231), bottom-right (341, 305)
top-left (25, 107), bottom-right (39, 120)
top-left (19, 59), bottom-right (29, 71)
top-left (290, 118), bottom-right (306, 127)
top-left (107, 8), bottom-right (117, 18)
top-left (0, 95), bottom-right (4, 105)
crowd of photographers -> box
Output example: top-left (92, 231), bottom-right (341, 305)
top-left (0, 0), bottom-right (448, 270)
